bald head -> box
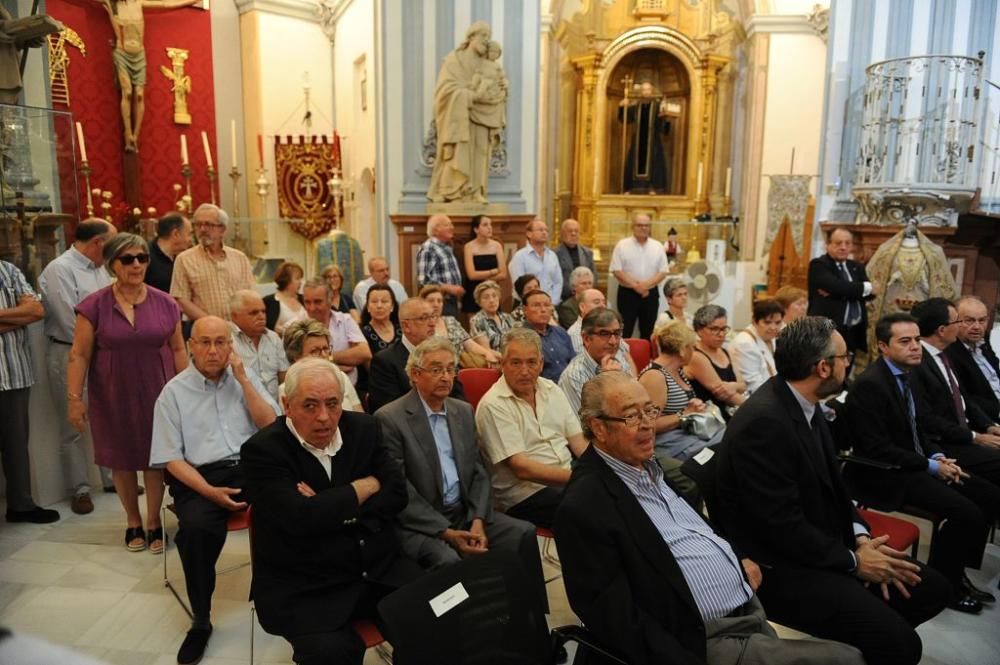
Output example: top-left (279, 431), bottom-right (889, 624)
top-left (578, 289), bottom-right (607, 317)
top-left (560, 218), bottom-right (581, 247)
top-left (189, 316), bottom-right (232, 380)
top-left (367, 257), bottom-right (390, 284)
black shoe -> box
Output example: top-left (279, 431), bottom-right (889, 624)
top-left (948, 593), bottom-right (983, 614)
top-left (177, 625), bottom-right (212, 665)
top-left (6, 507), bottom-right (60, 524)
top-left (962, 574), bottom-right (996, 603)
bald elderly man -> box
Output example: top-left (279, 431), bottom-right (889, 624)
top-left (353, 256), bottom-right (409, 310)
top-left (416, 214), bottom-right (464, 316)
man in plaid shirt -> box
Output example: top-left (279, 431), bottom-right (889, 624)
top-left (416, 214), bottom-right (465, 316)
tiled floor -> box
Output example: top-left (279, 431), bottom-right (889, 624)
top-left (1, 492), bottom-right (998, 664)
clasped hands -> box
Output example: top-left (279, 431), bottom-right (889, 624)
top-left (934, 457), bottom-right (969, 485)
top-left (441, 518), bottom-right (489, 556)
top-left (853, 534), bottom-right (922, 600)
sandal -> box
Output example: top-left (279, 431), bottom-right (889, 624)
top-left (147, 527), bottom-right (164, 555)
top-left (125, 526), bottom-right (147, 552)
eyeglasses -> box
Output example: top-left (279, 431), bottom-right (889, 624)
top-left (827, 351), bottom-right (855, 365)
top-left (944, 320), bottom-right (962, 327)
top-left (587, 329), bottom-right (623, 340)
top-left (118, 253), bottom-right (150, 265)
top-left (402, 314), bottom-right (440, 323)
top-left (597, 405), bottom-right (660, 428)
top-left (416, 364), bottom-right (459, 378)
top-left (305, 345), bottom-right (332, 357)
top-left (705, 325), bottom-right (731, 335)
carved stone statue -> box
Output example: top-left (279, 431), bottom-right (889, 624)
top-left (159, 46), bottom-right (191, 124)
top-left (96, 0), bottom-right (198, 152)
top-left (427, 21), bottom-right (508, 204)
top-left (862, 217), bottom-right (958, 367)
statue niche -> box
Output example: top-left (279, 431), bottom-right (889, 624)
top-left (607, 48), bottom-right (688, 196)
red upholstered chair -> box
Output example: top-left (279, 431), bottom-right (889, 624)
top-left (625, 338), bottom-right (652, 373)
top-left (457, 368), bottom-right (502, 411)
top-left (858, 508), bottom-right (920, 558)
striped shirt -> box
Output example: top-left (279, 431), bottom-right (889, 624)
top-left (641, 363), bottom-right (695, 415)
top-left (0, 261), bottom-right (37, 390)
top-left (416, 238), bottom-right (462, 294)
top-left (559, 349), bottom-right (636, 414)
top-left (594, 446), bottom-right (752, 621)
top-left (169, 244), bottom-right (255, 320)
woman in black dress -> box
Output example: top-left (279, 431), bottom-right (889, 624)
top-left (360, 283), bottom-right (401, 355)
top-left (462, 215), bottom-right (507, 313)
top-left (684, 304), bottom-right (747, 419)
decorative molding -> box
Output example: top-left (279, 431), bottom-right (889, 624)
top-left (234, 0), bottom-right (320, 22)
top-left (316, 0), bottom-right (353, 42)
top-left (806, 4), bottom-right (830, 42)
top-left (744, 14), bottom-right (817, 38)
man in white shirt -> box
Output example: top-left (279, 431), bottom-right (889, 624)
top-left (610, 212), bottom-right (668, 339)
top-left (303, 278), bottom-right (371, 385)
top-left (352, 256), bottom-right (408, 309)
top-left (508, 217), bottom-right (564, 305)
top-left (229, 290), bottom-right (288, 404)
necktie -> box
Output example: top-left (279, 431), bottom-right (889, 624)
top-left (838, 262), bottom-right (862, 327)
top-left (896, 374), bottom-right (925, 456)
top-left (808, 410), bottom-right (834, 486)
top-left (939, 353), bottom-right (967, 423)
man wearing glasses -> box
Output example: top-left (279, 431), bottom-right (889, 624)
top-left (713, 317), bottom-right (949, 665)
top-left (367, 298), bottom-right (465, 413)
top-left (559, 307), bottom-right (636, 414)
top-left (374, 338), bottom-right (545, 603)
top-left (945, 296), bottom-right (1000, 422)
top-left (150, 316), bottom-right (279, 665)
top-left (555, 370), bottom-right (865, 665)
top-left (170, 203), bottom-right (255, 322)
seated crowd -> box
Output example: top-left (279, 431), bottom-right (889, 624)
top-left (4, 211), bottom-right (999, 665)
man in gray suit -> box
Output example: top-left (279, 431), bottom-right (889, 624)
top-left (555, 219), bottom-right (595, 302)
top-left (375, 338), bottom-right (546, 603)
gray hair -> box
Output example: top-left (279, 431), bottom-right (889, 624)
top-left (579, 371), bottom-right (633, 439)
top-left (692, 304), bottom-right (727, 331)
top-left (405, 337), bottom-right (458, 375)
top-left (426, 214), bottom-right (450, 237)
top-left (283, 319), bottom-right (331, 363)
top-left (774, 316), bottom-right (838, 381)
top-left (581, 307), bottom-right (623, 335)
top-left (663, 277), bottom-right (688, 299)
top-left (102, 232), bottom-right (149, 276)
top-left (500, 327), bottom-right (542, 358)
top-left (569, 266), bottom-right (594, 288)
top-left (632, 211), bottom-right (652, 224)
top-left (473, 279), bottom-right (502, 305)
top-left (302, 277), bottom-right (332, 300)
top-left (284, 357), bottom-right (343, 402)
top-left (228, 289), bottom-right (263, 314)
top-left (194, 203), bottom-right (229, 228)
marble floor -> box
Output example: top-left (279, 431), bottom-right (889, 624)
top-left (0, 492), bottom-right (998, 664)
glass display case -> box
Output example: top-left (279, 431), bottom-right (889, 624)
top-left (0, 103), bottom-right (79, 285)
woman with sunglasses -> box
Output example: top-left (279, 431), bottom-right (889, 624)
top-left (67, 233), bottom-right (188, 554)
top-left (684, 304), bottom-right (746, 419)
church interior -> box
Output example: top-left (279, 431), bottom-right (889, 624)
top-left (2, 0), bottom-right (1000, 663)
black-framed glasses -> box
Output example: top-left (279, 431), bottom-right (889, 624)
top-left (597, 405), bottom-right (659, 428)
top-left (705, 325), bottom-right (731, 335)
top-left (118, 253), bottom-right (150, 265)
top-left (827, 351), bottom-right (855, 365)
top-left (416, 364), bottom-right (459, 378)
top-left (402, 314), bottom-right (440, 323)
top-left (944, 320), bottom-right (962, 327)
top-left (587, 329), bottom-right (623, 340)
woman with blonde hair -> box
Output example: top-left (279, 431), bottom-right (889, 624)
top-left (773, 285), bottom-right (808, 325)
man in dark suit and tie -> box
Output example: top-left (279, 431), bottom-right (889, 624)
top-left (554, 370), bottom-right (864, 665)
top-left (946, 296), bottom-right (1000, 421)
top-left (807, 227), bottom-right (877, 355)
top-left (241, 358), bottom-right (420, 665)
top-left (845, 312), bottom-right (998, 612)
top-left (367, 297), bottom-right (465, 413)
top-left (374, 338), bottom-right (545, 604)
top-left (714, 317), bottom-right (949, 665)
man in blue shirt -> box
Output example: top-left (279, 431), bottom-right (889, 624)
top-left (518, 290), bottom-right (573, 382)
top-left (151, 316), bottom-right (279, 665)
top-left (508, 217), bottom-right (563, 306)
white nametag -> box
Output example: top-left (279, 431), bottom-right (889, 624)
top-left (692, 447), bottom-right (715, 465)
top-left (429, 582), bottom-right (469, 618)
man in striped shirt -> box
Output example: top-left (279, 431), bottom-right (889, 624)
top-left (554, 371), bottom-right (862, 665)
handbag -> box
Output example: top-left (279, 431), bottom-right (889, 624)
top-left (680, 402), bottom-right (726, 441)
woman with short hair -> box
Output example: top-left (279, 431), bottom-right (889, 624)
top-left (420, 284), bottom-right (501, 367)
top-left (281, 319), bottom-right (363, 412)
top-left (685, 304), bottom-right (746, 418)
top-left (469, 280), bottom-right (515, 351)
top-left (729, 298), bottom-right (784, 394)
top-left (655, 277), bottom-right (693, 328)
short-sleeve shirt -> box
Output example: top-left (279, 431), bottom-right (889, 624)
top-left (328, 311), bottom-right (366, 384)
top-left (0, 261), bottom-right (37, 390)
top-left (229, 323), bottom-right (289, 404)
top-left (609, 236), bottom-right (668, 283)
top-left (475, 375), bottom-right (581, 510)
top-left (169, 244), bottom-right (255, 319)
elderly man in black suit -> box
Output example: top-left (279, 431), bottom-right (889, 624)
top-left (241, 358), bottom-right (420, 665)
top-left (554, 370), bottom-right (865, 665)
top-left (807, 227), bottom-right (877, 355)
top-left (714, 317), bottom-right (949, 665)
top-left (554, 218), bottom-right (595, 303)
top-left (946, 296), bottom-right (1000, 421)
top-left (845, 312), bottom-right (998, 612)
top-left (367, 297), bottom-right (465, 413)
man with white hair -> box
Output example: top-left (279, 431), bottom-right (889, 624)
top-left (556, 265), bottom-right (594, 329)
top-left (554, 218), bottom-right (595, 303)
top-left (229, 290), bottom-right (288, 403)
top-left (416, 214), bottom-right (464, 316)
top-left (242, 358), bottom-right (418, 665)
top-left (352, 256), bottom-right (409, 308)
top-left (170, 203), bottom-right (255, 321)
top-left (508, 217), bottom-right (563, 305)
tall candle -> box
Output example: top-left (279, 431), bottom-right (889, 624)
top-left (75, 122), bottom-right (88, 162)
top-left (230, 120), bottom-right (238, 166)
top-left (724, 167), bottom-right (732, 198)
top-left (201, 130), bottom-right (213, 169)
top-left (696, 162), bottom-right (703, 197)
top-left (180, 134), bottom-right (189, 165)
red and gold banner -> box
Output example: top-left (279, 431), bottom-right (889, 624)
top-left (274, 135), bottom-right (342, 240)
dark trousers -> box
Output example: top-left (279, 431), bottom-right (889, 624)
top-left (941, 441), bottom-right (1000, 489)
top-left (0, 388), bottom-right (33, 511)
top-left (170, 464), bottom-right (245, 621)
top-left (286, 583), bottom-right (392, 665)
top-left (757, 560), bottom-right (950, 665)
top-left (506, 486), bottom-right (563, 530)
top-left (617, 287), bottom-right (658, 339)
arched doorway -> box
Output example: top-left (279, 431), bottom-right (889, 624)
top-left (606, 48), bottom-right (690, 195)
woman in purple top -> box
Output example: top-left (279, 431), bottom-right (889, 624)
top-left (67, 233), bottom-right (188, 554)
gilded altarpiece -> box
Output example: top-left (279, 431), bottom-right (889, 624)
top-left (555, 0), bottom-right (741, 262)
